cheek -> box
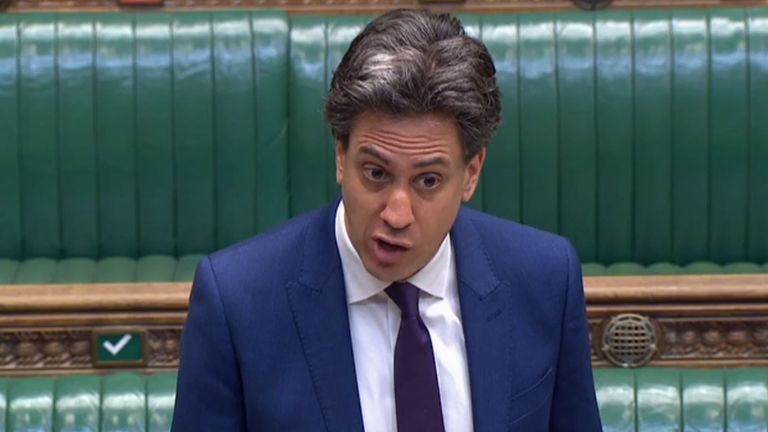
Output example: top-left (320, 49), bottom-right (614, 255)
top-left (415, 193), bottom-right (462, 232)
top-left (343, 187), bottom-right (381, 235)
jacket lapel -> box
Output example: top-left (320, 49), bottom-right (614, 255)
top-left (452, 210), bottom-right (528, 432)
top-left (286, 203), bottom-right (364, 432)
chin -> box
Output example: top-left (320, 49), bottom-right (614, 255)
top-left (381, 266), bottom-right (421, 283)
top-left (370, 269), bottom-right (400, 283)
top-left (365, 263), bottom-right (411, 283)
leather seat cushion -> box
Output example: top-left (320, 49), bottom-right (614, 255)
top-left (0, 255), bottom-right (203, 284)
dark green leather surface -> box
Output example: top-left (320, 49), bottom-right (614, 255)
top-left (596, 368), bottom-right (768, 431)
top-left (582, 261), bottom-right (768, 276)
top-left (1, 9), bottom-right (767, 278)
top-left (55, 375), bottom-right (100, 431)
top-left (671, 10), bottom-right (708, 267)
top-left (3, 369), bottom-right (768, 431)
top-left (750, 9), bottom-right (768, 264)
top-left (0, 11), bottom-right (289, 261)
top-left (0, 17), bottom-right (21, 261)
top-left (636, 368), bottom-right (682, 430)
top-left (710, 10), bottom-right (749, 266)
top-left (0, 255), bottom-right (765, 282)
top-left (493, 10), bottom-right (767, 266)
top-left (0, 373), bottom-right (175, 432)
top-left (0, 255), bottom-right (202, 283)
top-left (288, 16), bottom-right (368, 215)
top-left (286, 10), bottom-right (768, 268)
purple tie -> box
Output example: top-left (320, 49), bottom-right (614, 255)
top-left (386, 282), bottom-right (446, 432)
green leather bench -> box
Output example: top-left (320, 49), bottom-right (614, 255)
top-left (1, 8), bottom-right (767, 283)
top-left (287, 10), bottom-right (768, 277)
top-left (2, 368), bottom-right (768, 431)
top-left (0, 373), bottom-right (177, 431)
top-left (1, 10), bottom-right (768, 429)
top-left (0, 11), bottom-right (290, 284)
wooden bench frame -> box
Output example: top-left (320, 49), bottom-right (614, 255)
top-left (1, 275), bottom-right (768, 375)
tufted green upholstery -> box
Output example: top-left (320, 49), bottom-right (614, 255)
top-left (1, 9), bottom-right (767, 282)
top-left (582, 261), bottom-right (768, 276)
top-left (0, 11), bottom-right (290, 261)
top-left (287, 10), bottom-right (768, 267)
top-left (0, 255), bottom-right (202, 284)
top-left (2, 369), bottom-right (768, 431)
top-left (0, 373), bottom-right (176, 432)
top-left (596, 368), bottom-right (768, 431)
top-left (1, 256), bottom-right (765, 282)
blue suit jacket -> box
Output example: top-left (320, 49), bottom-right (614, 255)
top-left (171, 202), bottom-right (602, 431)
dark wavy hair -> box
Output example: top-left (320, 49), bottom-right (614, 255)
top-left (325, 8), bottom-right (501, 163)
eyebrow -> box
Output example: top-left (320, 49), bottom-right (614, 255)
top-left (359, 145), bottom-right (390, 165)
top-left (413, 156), bottom-right (451, 169)
top-left (359, 145), bottom-right (451, 169)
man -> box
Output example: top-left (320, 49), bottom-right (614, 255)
top-left (172, 8), bottom-right (602, 431)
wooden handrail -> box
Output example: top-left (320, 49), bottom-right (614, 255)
top-left (1, 273), bottom-right (768, 372)
top-left (0, 282), bottom-right (191, 313)
top-left (1, 274), bottom-right (767, 313)
top-left (585, 275), bottom-right (768, 304)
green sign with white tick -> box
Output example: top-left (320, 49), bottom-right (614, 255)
top-left (94, 331), bottom-right (145, 366)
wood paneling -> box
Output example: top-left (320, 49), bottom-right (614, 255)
top-left (1, 275), bottom-right (768, 374)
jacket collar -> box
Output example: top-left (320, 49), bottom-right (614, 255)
top-left (286, 200), bottom-right (365, 432)
top-left (452, 209), bottom-right (521, 431)
top-left (287, 203), bottom-right (521, 432)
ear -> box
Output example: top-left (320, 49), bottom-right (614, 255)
top-left (461, 148), bottom-right (486, 202)
top-left (335, 139), bottom-right (346, 185)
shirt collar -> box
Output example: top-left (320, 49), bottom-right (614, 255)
top-left (335, 200), bottom-right (452, 304)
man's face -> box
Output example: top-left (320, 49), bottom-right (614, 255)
top-left (336, 111), bottom-right (485, 282)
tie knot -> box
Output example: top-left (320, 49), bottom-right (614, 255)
top-left (386, 282), bottom-right (420, 318)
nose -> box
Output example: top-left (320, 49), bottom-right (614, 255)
top-left (380, 188), bottom-right (414, 230)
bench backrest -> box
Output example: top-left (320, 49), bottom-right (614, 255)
top-left (0, 11), bottom-right (290, 259)
top-left (1, 368), bottom-right (767, 431)
top-left (1, 9), bottom-right (767, 266)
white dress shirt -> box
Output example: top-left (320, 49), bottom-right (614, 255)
top-left (335, 201), bottom-right (474, 432)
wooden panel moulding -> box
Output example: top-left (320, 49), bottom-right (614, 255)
top-left (0, 282), bottom-right (190, 313)
top-left (1, 274), bottom-right (768, 373)
top-left (0, 327), bottom-right (183, 375)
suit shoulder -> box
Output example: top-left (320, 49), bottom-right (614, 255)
top-left (458, 207), bottom-right (576, 277)
top-left (460, 207), bottom-right (570, 251)
top-left (204, 205), bottom-right (329, 284)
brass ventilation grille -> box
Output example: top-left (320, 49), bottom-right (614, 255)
top-left (602, 313), bottom-right (658, 368)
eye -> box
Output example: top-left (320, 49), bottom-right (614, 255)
top-left (362, 165), bottom-right (388, 182)
top-left (416, 173), bottom-right (441, 190)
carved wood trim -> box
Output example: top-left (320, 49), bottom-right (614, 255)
top-left (0, 326), bottom-right (182, 375)
top-left (0, 283), bottom-right (187, 375)
top-left (1, 274), bottom-right (767, 373)
top-left (585, 275), bottom-right (768, 367)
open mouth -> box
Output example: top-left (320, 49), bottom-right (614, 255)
top-left (372, 236), bottom-right (412, 266)
top-left (376, 238), bottom-right (407, 252)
